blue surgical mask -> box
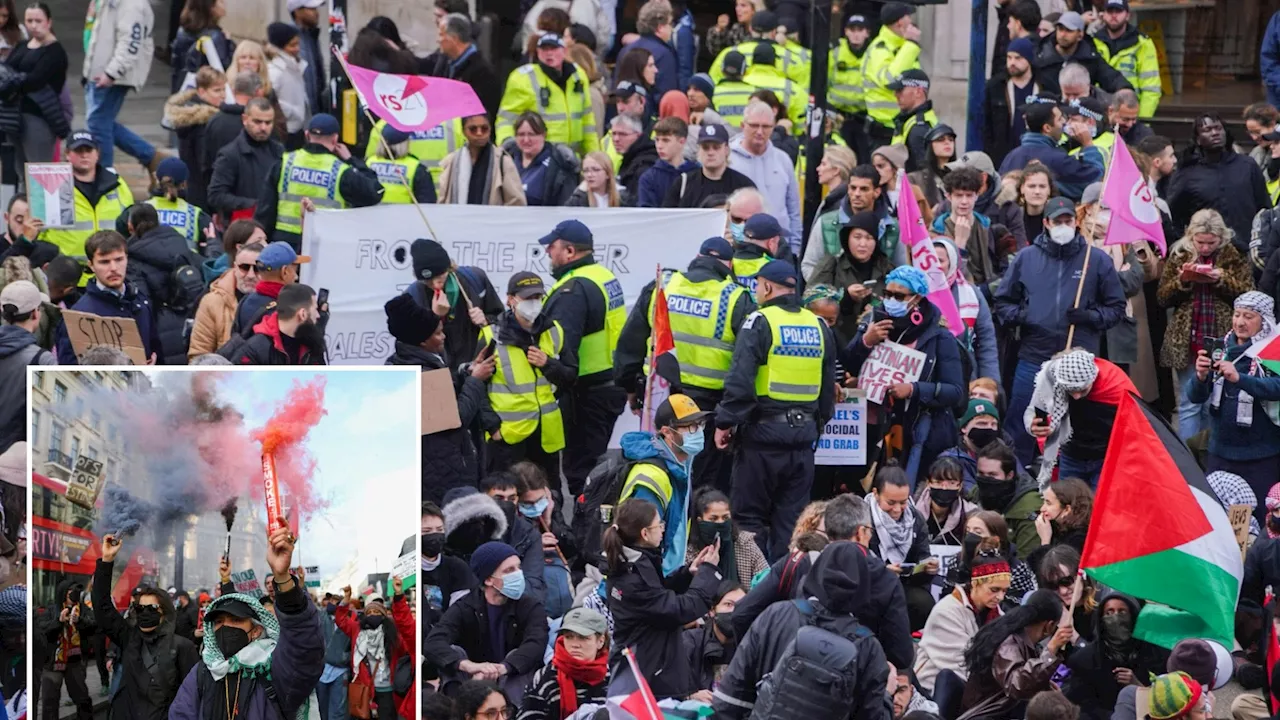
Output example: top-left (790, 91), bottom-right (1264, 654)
top-left (519, 498), bottom-right (548, 518)
top-left (498, 570), bottom-right (526, 600)
top-left (729, 222), bottom-right (745, 243)
top-left (883, 298), bottom-right (909, 317)
top-left (681, 428), bottom-right (706, 456)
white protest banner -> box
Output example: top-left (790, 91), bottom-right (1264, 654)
top-left (301, 205), bottom-right (727, 364)
top-left (230, 569), bottom-right (264, 598)
top-left (814, 394), bottom-right (867, 465)
top-left (393, 551), bottom-right (417, 590)
top-left (857, 341), bottom-right (927, 404)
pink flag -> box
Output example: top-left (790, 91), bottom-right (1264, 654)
top-left (1102, 133), bottom-right (1168, 256)
top-left (342, 59), bottom-right (486, 133)
top-left (897, 172), bottom-right (964, 336)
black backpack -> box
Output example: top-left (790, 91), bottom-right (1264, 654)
top-left (393, 654), bottom-right (413, 695)
top-left (167, 261), bottom-right (207, 317)
top-left (749, 600), bottom-right (869, 720)
top-left (215, 301), bottom-right (276, 360)
top-left (571, 449), bottom-right (643, 568)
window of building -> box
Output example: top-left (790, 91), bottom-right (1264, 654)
top-left (86, 446), bottom-right (98, 460)
top-left (30, 410), bottom-right (39, 446)
top-left (90, 410), bottom-right (101, 430)
top-left (70, 436), bottom-right (80, 461)
top-left (50, 422), bottom-right (64, 452)
top-left (54, 381), bottom-right (66, 406)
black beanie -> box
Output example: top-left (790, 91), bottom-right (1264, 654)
top-left (267, 22), bottom-right (300, 50)
top-left (385, 293), bottom-right (439, 345)
top-left (843, 211), bottom-right (880, 240)
top-left (880, 2), bottom-right (914, 26)
top-left (410, 238), bottom-right (452, 281)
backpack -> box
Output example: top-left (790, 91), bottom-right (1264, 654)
top-left (392, 654), bottom-right (413, 695)
top-left (215, 300), bottom-right (276, 360)
top-left (571, 449), bottom-right (642, 568)
top-left (167, 261), bottom-right (207, 317)
top-left (749, 600), bottom-right (868, 720)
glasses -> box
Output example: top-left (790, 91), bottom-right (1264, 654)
top-left (466, 124), bottom-right (491, 134)
top-left (138, 603), bottom-right (161, 610)
top-left (1048, 576), bottom-right (1075, 589)
top-left (883, 290), bottom-right (913, 301)
top-left (929, 478), bottom-right (962, 489)
top-left (236, 263), bottom-right (257, 272)
top-left (477, 706), bottom-right (514, 720)
top-left (646, 520), bottom-right (666, 533)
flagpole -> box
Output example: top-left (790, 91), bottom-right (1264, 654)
top-left (1064, 126), bottom-right (1117, 350)
top-left (641, 264), bottom-right (662, 432)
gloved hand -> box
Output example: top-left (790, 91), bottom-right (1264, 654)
top-left (1065, 307), bottom-right (1097, 327)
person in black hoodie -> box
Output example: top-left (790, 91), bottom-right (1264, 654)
top-left (405, 238), bottom-right (504, 376)
top-left (1168, 114), bottom-right (1271, 254)
top-left (38, 576), bottom-right (97, 720)
top-left (713, 540), bottom-right (892, 720)
top-left (122, 204), bottom-right (203, 365)
top-left (1063, 591), bottom-right (1168, 720)
top-left (94, 533), bottom-right (199, 720)
top-left (683, 580), bottom-right (746, 694)
top-left (612, 113), bottom-right (658, 200)
top-left (173, 591), bottom-right (198, 645)
top-left (422, 501), bottom-right (477, 632)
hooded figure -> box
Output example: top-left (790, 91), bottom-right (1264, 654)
top-left (442, 486), bottom-right (509, 563)
top-left (809, 210), bottom-right (894, 346)
top-left (38, 577), bottom-right (97, 720)
top-left (1063, 591), bottom-right (1170, 720)
top-left (168, 591), bottom-right (325, 720)
top-left (712, 541), bottom-right (892, 720)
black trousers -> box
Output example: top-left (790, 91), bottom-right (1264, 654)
top-left (691, 419), bottom-right (733, 494)
top-left (839, 114), bottom-right (874, 167)
top-left (561, 385), bottom-right (626, 500)
top-left (730, 443), bottom-right (814, 562)
top-left (40, 659), bottom-right (91, 720)
top-left (375, 689), bottom-right (396, 719)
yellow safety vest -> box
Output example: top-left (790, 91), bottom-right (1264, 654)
top-left (367, 155), bottom-right (424, 205)
top-left (1093, 32), bottom-right (1162, 116)
top-left (365, 118), bottom-right (462, 186)
top-left (891, 107), bottom-right (939, 146)
top-left (145, 196), bottom-right (204, 252)
top-left (1269, 176), bottom-right (1280, 206)
top-left (646, 272), bottom-right (746, 391)
top-left (714, 80), bottom-right (756, 130)
top-left (618, 460), bottom-right (673, 513)
top-left (862, 25), bottom-right (922, 129)
top-left (481, 322), bottom-right (566, 452)
top-left (753, 304), bottom-right (826, 402)
top-left (1070, 131), bottom-right (1116, 172)
top-left (602, 131), bottom-right (624, 172)
top-left (828, 40), bottom-right (866, 114)
top-left (275, 149), bottom-right (350, 235)
top-left (497, 63), bottom-right (599, 155)
top-left (710, 39), bottom-right (810, 88)
top-left (42, 175), bottom-right (134, 286)
top-left (733, 254), bottom-right (770, 293)
top-left (548, 262), bottom-right (626, 376)
top-left (743, 64), bottom-right (806, 134)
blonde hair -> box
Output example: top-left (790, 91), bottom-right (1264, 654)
top-left (233, 41), bottom-right (272, 95)
top-left (567, 44), bottom-right (600, 82)
top-left (1175, 208), bottom-right (1233, 254)
top-left (582, 151), bottom-right (620, 207)
top-left (969, 377), bottom-right (999, 396)
top-left (790, 500), bottom-right (828, 551)
top-left (821, 145), bottom-right (856, 182)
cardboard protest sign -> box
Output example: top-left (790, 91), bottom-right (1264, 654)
top-left (857, 341), bottom-right (927, 404)
top-left (1229, 504), bottom-right (1253, 561)
top-left (25, 163), bottom-right (75, 228)
top-left (62, 310), bottom-right (148, 365)
top-left (230, 569), bottom-right (264, 598)
top-left (421, 368), bottom-right (461, 434)
top-left (814, 394), bottom-right (867, 466)
top-left (393, 551), bottom-right (417, 590)
top-left (65, 456), bottom-right (105, 509)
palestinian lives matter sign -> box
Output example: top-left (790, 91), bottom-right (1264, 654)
top-left (857, 341), bottom-right (928, 404)
top-left (65, 456), bottom-right (105, 509)
top-left (814, 394), bottom-right (867, 465)
top-left (230, 570), bottom-right (264, 598)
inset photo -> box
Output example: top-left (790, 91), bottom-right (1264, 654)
top-left (30, 367), bottom-right (420, 720)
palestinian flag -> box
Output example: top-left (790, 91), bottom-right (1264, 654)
top-left (1080, 393), bottom-right (1242, 649)
top-left (641, 284), bottom-right (681, 432)
top-left (1245, 332), bottom-right (1280, 376)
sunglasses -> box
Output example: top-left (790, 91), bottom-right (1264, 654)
top-left (236, 263), bottom-right (257, 272)
top-left (138, 603), bottom-right (161, 610)
top-left (883, 290), bottom-right (914, 301)
top-left (466, 124), bottom-right (491, 133)
top-left (1047, 576), bottom-right (1075, 589)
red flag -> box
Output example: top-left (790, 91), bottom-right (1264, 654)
top-left (641, 286), bottom-right (681, 432)
top-left (618, 647), bottom-right (664, 720)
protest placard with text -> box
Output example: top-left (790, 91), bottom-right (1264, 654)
top-left (65, 456), bottom-right (104, 509)
top-left (857, 341), bottom-right (927, 404)
top-left (814, 394), bottom-right (867, 465)
top-left (63, 310), bottom-right (148, 365)
top-left (230, 569), bottom-right (264, 598)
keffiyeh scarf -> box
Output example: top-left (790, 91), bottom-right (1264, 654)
top-left (1027, 350), bottom-right (1099, 488)
top-left (869, 496), bottom-right (915, 565)
top-left (200, 593), bottom-right (307, 720)
top-left (1207, 471), bottom-right (1260, 537)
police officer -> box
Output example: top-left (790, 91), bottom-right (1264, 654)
top-left (254, 113), bottom-right (385, 251)
top-left (709, 11), bottom-right (809, 89)
top-left (42, 130), bottom-right (135, 286)
top-left (536, 219), bottom-right (627, 509)
top-left (1067, 97), bottom-right (1116, 171)
top-left (367, 124), bottom-right (437, 204)
top-left (1092, 0), bottom-right (1161, 116)
top-left (830, 14), bottom-right (872, 161)
top-left (615, 237), bottom-right (756, 491)
top-left (732, 214), bottom-right (794, 293)
top-left (742, 44), bottom-right (805, 133)
top-left (145, 157), bottom-right (213, 255)
top-left (365, 119), bottom-right (463, 188)
top-left (889, 69), bottom-right (937, 173)
top-left (481, 271), bottom-right (575, 482)
top-left (715, 52), bottom-right (756, 131)
top-left (713, 259), bottom-right (835, 560)
top-left (863, 2), bottom-right (923, 151)
top-left (497, 33), bottom-right (599, 156)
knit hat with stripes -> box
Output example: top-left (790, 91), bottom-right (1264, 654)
top-left (1148, 671), bottom-right (1203, 720)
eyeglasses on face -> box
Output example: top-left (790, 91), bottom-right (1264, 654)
top-left (476, 705), bottom-right (514, 720)
top-left (466, 124), bottom-right (491, 134)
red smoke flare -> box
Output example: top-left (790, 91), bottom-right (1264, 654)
top-left (251, 377), bottom-right (329, 523)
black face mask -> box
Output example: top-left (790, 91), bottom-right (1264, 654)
top-left (696, 520), bottom-right (731, 547)
top-left (967, 427), bottom-right (1000, 451)
top-left (930, 488), bottom-right (960, 507)
top-left (713, 612), bottom-right (735, 643)
top-left (215, 625), bottom-right (251, 659)
top-left (496, 499), bottom-right (517, 528)
top-left (360, 614), bottom-right (384, 630)
top-left (135, 606), bottom-right (162, 629)
top-left (976, 476), bottom-right (1017, 511)
top-left (422, 532), bottom-right (446, 558)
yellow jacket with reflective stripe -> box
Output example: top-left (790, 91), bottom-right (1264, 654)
top-left (548, 262), bottom-right (626, 376)
top-left (753, 304), bottom-right (826, 402)
top-left (713, 79), bottom-right (756, 130)
top-left (646, 272), bottom-right (746, 391)
top-left (1269, 176), bottom-right (1280, 206)
top-left (497, 63), bottom-right (600, 155)
top-left (618, 460), bottom-right (673, 512)
top-left (828, 40), bottom-right (866, 114)
top-left (602, 131), bottom-right (624, 172)
top-left (42, 173), bottom-right (134, 286)
top-left (367, 155), bottom-right (424, 205)
top-left (733, 254), bottom-right (770, 293)
top-left (364, 118), bottom-right (462, 186)
top-left (145, 196), bottom-right (204, 251)
top-left (863, 26), bottom-right (921, 129)
top-left (275, 149), bottom-right (350, 235)
top-left (891, 106), bottom-right (938, 146)
top-left (710, 39), bottom-right (810, 88)
top-left (480, 322), bottom-right (566, 451)
top-left (1093, 31), bottom-right (1161, 116)
top-left (743, 64), bottom-right (806, 134)
top-left (1069, 131), bottom-right (1116, 172)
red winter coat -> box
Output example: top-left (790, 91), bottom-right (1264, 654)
top-left (336, 596), bottom-right (416, 719)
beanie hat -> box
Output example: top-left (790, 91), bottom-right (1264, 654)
top-left (1008, 37), bottom-right (1036, 64)
top-left (1167, 639), bottom-right (1219, 689)
top-left (469, 541), bottom-right (518, 581)
top-left (411, 238), bottom-right (452, 281)
top-left (959, 398), bottom-right (1000, 427)
top-left (267, 22), bottom-right (300, 50)
top-left (1149, 672), bottom-right (1203, 720)
top-left (384, 293), bottom-right (439, 345)
top-left (1234, 290), bottom-right (1276, 339)
top-left (689, 73), bottom-right (714, 100)
top-left (871, 144), bottom-right (909, 171)
top-left (841, 211), bottom-right (880, 244)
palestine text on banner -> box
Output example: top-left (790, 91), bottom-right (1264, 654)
top-left (814, 396), bottom-right (867, 465)
top-left (857, 341), bottom-right (927, 404)
top-left (1080, 392), bottom-right (1241, 649)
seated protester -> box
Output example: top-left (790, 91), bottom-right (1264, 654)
top-left (972, 440), bottom-right (1044, 558)
top-left (229, 283), bottom-right (326, 365)
top-left (511, 461), bottom-right (577, 619)
top-left (1206, 470), bottom-right (1260, 539)
top-left (1037, 544), bottom-right (1098, 643)
top-left (517, 608), bottom-right (609, 720)
top-left (1185, 291), bottom-right (1280, 514)
top-left (1029, 690), bottom-right (1081, 720)
top-left (1109, 639), bottom-right (1221, 720)
top-left (1026, 477), bottom-right (1092, 575)
top-left (915, 457), bottom-right (982, 547)
top-left (388, 296), bottom-right (495, 504)
top-left (1063, 592), bottom-right (1169, 720)
top-left (685, 488), bottom-right (768, 587)
top-left (939, 399), bottom-right (1003, 493)
top-left (957, 511), bottom-right (1037, 604)
top-left (120, 203), bottom-right (205, 365)
top-left (441, 487), bottom-right (508, 566)
top-left (1146, 673), bottom-right (1210, 720)
top-left (956, 589), bottom-right (1071, 720)
top-left (168, 525), bottom-right (323, 719)
top-left (54, 231), bottom-right (163, 365)
top-left (605, 498), bottom-right (721, 701)
top-left (230, 241), bottom-right (306, 336)
top-left (969, 376), bottom-right (1000, 404)
top-left (933, 238), bottom-right (999, 383)
top-left (867, 461), bottom-right (939, 632)
top-left (423, 691), bottom-right (455, 720)
top-left (637, 117), bottom-right (698, 207)
top-left (188, 241), bottom-right (264, 360)
top-left (420, 501), bottom-right (477, 633)
top-left (334, 578), bottom-right (416, 720)
top-left (711, 541), bottom-right (891, 720)
top-left (479, 473), bottom-right (547, 603)
top-left (682, 580), bottom-right (746, 695)
top-left (454, 681), bottom-right (515, 720)
top-left (893, 666), bottom-right (941, 718)
top-left (914, 542), bottom-right (1009, 697)
top-left (423, 541), bottom-right (549, 701)
top-left (1242, 481), bottom-right (1280, 608)
top-left (808, 210), bottom-right (894, 347)
top-left (804, 164), bottom-right (907, 284)
top-left (931, 167), bottom-right (998, 289)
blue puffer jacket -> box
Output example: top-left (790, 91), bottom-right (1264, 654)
top-left (994, 232), bottom-right (1127, 365)
top-left (54, 280), bottom-right (163, 365)
top-left (619, 430), bottom-right (692, 577)
top-left (997, 133), bottom-right (1104, 201)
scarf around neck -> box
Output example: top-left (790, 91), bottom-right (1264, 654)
top-left (354, 624), bottom-right (389, 687)
top-left (870, 497), bottom-right (915, 565)
top-left (201, 594), bottom-right (278, 682)
top-left (553, 637), bottom-right (608, 718)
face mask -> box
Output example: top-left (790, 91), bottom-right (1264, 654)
top-left (729, 222), bottom-right (745, 243)
top-left (883, 298), bottom-right (909, 318)
top-left (967, 427), bottom-right (999, 450)
top-left (215, 625), bottom-right (251, 659)
top-left (680, 428), bottom-right (706, 456)
top-left (1268, 515), bottom-right (1280, 534)
top-left (1048, 225), bottom-right (1075, 245)
top-left (930, 488), bottom-right (960, 506)
top-left (359, 613), bottom-right (384, 630)
top-left (135, 606), bottom-right (161, 629)
top-left (696, 520), bottom-right (730, 547)
top-left (515, 299), bottom-right (543, 323)
top-left (976, 477), bottom-right (1017, 511)
top-left (422, 532), bottom-right (446, 558)
top-left (714, 612), bottom-right (736, 642)
top-left (519, 497), bottom-right (549, 518)
top-left (496, 499), bottom-right (517, 527)
top-left (498, 570), bottom-right (526, 600)
top-left (1101, 613), bottom-right (1133, 641)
